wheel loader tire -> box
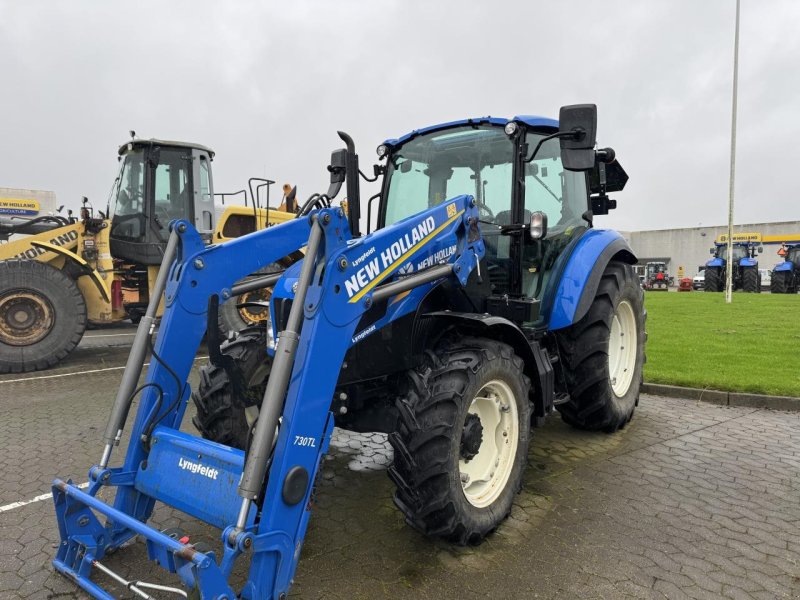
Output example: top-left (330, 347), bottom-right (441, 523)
top-left (555, 261), bottom-right (646, 432)
top-left (191, 324), bottom-right (271, 450)
top-left (388, 337), bottom-right (531, 545)
top-left (218, 263), bottom-right (283, 339)
top-left (704, 266), bottom-right (723, 292)
top-left (742, 267), bottom-right (759, 293)
top-left (770, 271), bottom-right (789, 294)
top-left (0, 259), bottom-right (87, 374)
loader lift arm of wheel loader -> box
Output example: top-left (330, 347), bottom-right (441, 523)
top-left (52, 195), bottom-right (483, 600)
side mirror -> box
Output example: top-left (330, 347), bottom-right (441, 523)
top-left (326, 149), bottom-right (347, 199)
top-left (758, 246), bottom-right (763, 254)
top-left (709, 248), bottom-right (715, 255)
top-left (559, 104), bottom-right (597, 171)
top-left (529, 211), bottom-right (548, 240)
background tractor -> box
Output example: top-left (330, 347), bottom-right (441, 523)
top-left (771, 243), bottom-right (800, 293)
top-left (704, 241), bottom-right (762, 293)
top-left (0, 137), bottom-right (296, 373)
top-left (644, 261), bottom-right (670, 290)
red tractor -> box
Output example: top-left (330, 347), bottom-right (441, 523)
top-left (644, 261), bottom-right (670, 291)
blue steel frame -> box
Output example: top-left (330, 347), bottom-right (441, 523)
top-left (52, 196), bottom-right (483, 599)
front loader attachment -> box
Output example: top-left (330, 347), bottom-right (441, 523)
top-left (51, 197), bottom-right (484, 599)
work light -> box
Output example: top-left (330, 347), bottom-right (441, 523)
top-left (529, 211), bottom-right (548, 240)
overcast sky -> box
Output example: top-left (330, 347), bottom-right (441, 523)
top-left (1, 0), bottom-right (799, 232)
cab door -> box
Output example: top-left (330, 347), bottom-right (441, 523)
top-left (192, 148), bottom-right (215, 236)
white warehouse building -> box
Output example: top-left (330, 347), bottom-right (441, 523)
top-left (620, 220), bottom-right (800, 279)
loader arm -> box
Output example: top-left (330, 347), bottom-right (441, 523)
top-left (52, 195), bottom-right (483, 599)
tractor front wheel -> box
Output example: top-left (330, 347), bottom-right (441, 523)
top-left (388, 337), bottom-right (531, 545)
top-left (191, 324), bottom-right (271, 449)
top-left (555, 261), bottom-right (646, 432)
top-left (770, 271), bottom-right (789, 294)
top-left (0, 260), bottom-right (87, 373)
top-left (742, 267), bottom-right (759, 293)
top-left (704, 266), bottom-right (723, 292)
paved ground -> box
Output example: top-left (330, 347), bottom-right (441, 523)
top-left (1, 329), bottom-right (799, 599)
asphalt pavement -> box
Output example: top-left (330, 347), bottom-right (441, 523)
top-left (1, 327), bottom-right (799, 599)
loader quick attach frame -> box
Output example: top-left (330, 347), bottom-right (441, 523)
top-left (52, 195), bottom-right (484, 600)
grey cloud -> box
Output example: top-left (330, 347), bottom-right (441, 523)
top-left (1, 0), bottom-right (798, 232)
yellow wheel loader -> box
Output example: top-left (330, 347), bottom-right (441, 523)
top-left (0, 138), bottom-right (295, 373)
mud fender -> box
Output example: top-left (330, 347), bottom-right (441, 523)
top-left (548, 229), bottom-right (636, 331)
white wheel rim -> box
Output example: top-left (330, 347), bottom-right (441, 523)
top-left (609, 300), bottom-right (637, 397)
top-left (459, 379), bottom-right (519, 508)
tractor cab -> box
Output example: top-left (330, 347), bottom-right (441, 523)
top-left (374, 113), bottom-right (628, 324)
top-left (711, 242), bottom-right (758, 263)
top-left (109, 139), bottom-right (216, 265)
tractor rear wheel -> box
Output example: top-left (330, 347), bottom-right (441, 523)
top-left (191, 324), bottom-right (271, 449)
top-left (388, 337), bottom-right (531, 545)
top-left (555, 261), bottom-right (646, 432)
top-left (0, 260), bottom-right (87, 373)
top-left (704, 266), bottom-right (723, 292)
top-left (742, 267), bottom-right (759, 293)
top-left (770, 271), bottom-right (789, 294)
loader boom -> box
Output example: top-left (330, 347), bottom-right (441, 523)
top-left (53, 195), bottom-right (483, 599)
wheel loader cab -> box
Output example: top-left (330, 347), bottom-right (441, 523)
top-left (110, 140), bottom-right (215, 265)
top-left (377, 118), bottom-right (593, 318)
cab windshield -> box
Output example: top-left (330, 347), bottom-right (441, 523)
top-left (383, 125), bottom-right (513, 225)
top-left (110, 146), bottom-right (193, 242)
top-left (110, 149), bottom-right (146, 241)
top-left (716, 244), bottom-right (748, 260)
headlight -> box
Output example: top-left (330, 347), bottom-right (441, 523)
top-left (504, 122), bottom-right (518, 136)
top-left (376, 144), bottom-right (388, 159)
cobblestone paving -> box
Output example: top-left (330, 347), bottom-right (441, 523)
top-left (1, 355), bottom-right (799, 599)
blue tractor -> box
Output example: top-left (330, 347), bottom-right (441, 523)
top-left (771, 244), bottom-right (800, 293)
top-left (704, 241), bottom-right (762, 293)
top-left (51, 105), bottom-right (646, 599)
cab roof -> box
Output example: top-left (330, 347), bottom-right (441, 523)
top-left (118, 138), bottom-right (215, 158)
top-left (384, 115), bottom-right (558, 147)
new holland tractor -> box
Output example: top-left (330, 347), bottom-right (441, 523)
top-left (704, 241), bottom-right (762, 292)
top-left (51, 105), bottom-right (646, 599)
top-left (0, 137), bottom-right (296, 373)
top-left (771, 243), bottom-right (800, 293)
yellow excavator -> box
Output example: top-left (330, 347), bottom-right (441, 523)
top-left (0, 137), bottom-right (297, 373)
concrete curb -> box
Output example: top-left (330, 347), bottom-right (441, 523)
top-left (641, 383), bottom-right (800, 412)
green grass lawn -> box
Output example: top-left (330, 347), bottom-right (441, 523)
top-left (643, 291), bottom-right (800, 397)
